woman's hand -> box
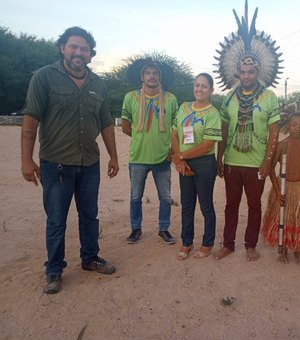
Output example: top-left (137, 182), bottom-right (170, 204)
top-left (173, 160), bottom-right (194, 176)
top-left (171, 153), bottom-right (181, 165)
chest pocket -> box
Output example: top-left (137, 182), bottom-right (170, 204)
top-left (86, 91), bottom-right (104, 115)
top-left (49, 87), bottom-right (74, 112)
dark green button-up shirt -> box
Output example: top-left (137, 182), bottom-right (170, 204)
top-left (23, 61), bottom-right (113, 166)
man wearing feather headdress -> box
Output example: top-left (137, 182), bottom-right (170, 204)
top-left (214, 1), bottom-right (283, 261)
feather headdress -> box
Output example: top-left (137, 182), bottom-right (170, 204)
top-left (214, 0), bottom-right (284, 90)
top-left (280, 99), bottom-right (300, 133)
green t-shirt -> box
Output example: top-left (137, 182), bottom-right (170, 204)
top-left (172, 102), bottom-right (222, 154)
top-left (220, 88), bottom-right (280, 167)
top-left (121, 90), bottom-right (178, 164)
top-left (23, 61), bottom-right (113, 166)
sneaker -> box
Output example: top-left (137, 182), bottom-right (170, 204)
top-left (127, 229), bottom-right (142, 244)
top-left (81, 256), bottom-right (116, 274)
top-left (43, 274), bottom-right (62, 294)
top-left (158, 230), bottom-right (175, 244)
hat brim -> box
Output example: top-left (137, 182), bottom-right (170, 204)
top-left (127, 58), bottom-right (174, 90)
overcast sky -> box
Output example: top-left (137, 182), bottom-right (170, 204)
top-left (1, 0), bottom-right (299, 96)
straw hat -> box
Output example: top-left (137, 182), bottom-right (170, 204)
top-left (127, 58), bottom-right (174, 89)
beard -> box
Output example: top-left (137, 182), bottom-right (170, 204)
top-left (241, 80), bottom-right (258, 92)
top-left (66, 56), bottom-right (87, 71)
top-left (144, 79), bottom-right (160, 89)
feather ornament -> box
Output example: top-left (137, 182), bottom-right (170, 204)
top-left (214, 0), bottom-right (283, 90)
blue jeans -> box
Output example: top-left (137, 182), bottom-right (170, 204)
top-left (40, 159), bottom-right (100, 276)
top-left (129, 161), bottom-right (172, 231)
top-left (180, 155), bottom-right (217, 247)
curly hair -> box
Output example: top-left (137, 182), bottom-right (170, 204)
top-left (56, 26), bottom-right (96, 57)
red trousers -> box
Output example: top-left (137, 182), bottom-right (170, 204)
top-left (223, 165), bottom-right (266, 250)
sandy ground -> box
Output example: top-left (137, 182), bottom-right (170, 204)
top-left (0, 126), bottom-right (299, 340)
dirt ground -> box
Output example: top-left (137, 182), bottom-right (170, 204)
top-left (0, 126), bottom-right (299, 340)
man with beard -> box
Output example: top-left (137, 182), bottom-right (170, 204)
top-left (121, 59), bottom-right (178, 244)
top-left (213, 2), bottom-right (283, 261)
top-left (21, 27), bottom-right (119, 294)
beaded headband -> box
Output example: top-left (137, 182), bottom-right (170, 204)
top-left (239, 55), bottom-right (260, 69)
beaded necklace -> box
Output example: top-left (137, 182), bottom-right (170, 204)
top-left (62, 62), bottom-right (87, 80)
top-left (233, 83), bottom-right (265, 153)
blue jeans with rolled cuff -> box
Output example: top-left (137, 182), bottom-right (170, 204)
top-left (40, 159), bottom-right (100, 276)
top-left (129, 161), bottom-right (172, 231)
top-left (179, 154), bottom-right (217, 247)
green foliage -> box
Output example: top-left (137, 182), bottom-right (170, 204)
top-left (0, 26), bottom-right (58, 113)
top-left (0, 27), bottom-right (225, 117)
top-left (102, 65), bottom-right (132, 119)
top-left (278, 91), bottom-right (300, 110)
top-left (102, 51), bottom-right (226, 118)
top-left (220, 296), bottom-right (236, 306)
top-left (286, 91), bottom-right (300, 106)
top-left (102, 51), bottom-right (195, 118)
top-left (211, 93), bottom-right (225, 111)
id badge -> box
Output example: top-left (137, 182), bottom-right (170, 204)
top-left (183, 126), bottom-right (194, 144)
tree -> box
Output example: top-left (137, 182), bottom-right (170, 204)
top-left (211, 93), bottom-right (225, 111)
top-left (286, 91), bottom-right (300, 106)
top-left (102, 51), bottom-right (195, 119)
top-left (0, 28), bottom-right (225, 117)
top-left (101, 65), bottom-right (131, 120)
top-left (0, 27), bottom-right (58, 113)
top-left (278, 91), bottom-right (300, 111)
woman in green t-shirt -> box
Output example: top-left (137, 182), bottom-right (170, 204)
top-left (171, 73), bottom-right (222, 260)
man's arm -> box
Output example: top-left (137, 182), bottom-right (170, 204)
top-left (269, 141), bottom-right (284, 204)
top-left (170, 129), bottom-right (180, 155)
top-left (121, 119), bottom-right (132, 137)
top-left (259, 122), bottom-right (279, 178)
top-left (217, 121), bottom-right (229, 178)
top-left (21, 115), bottom-right (40, 186)
top-left (101, 124), bottom-right (119, 178)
